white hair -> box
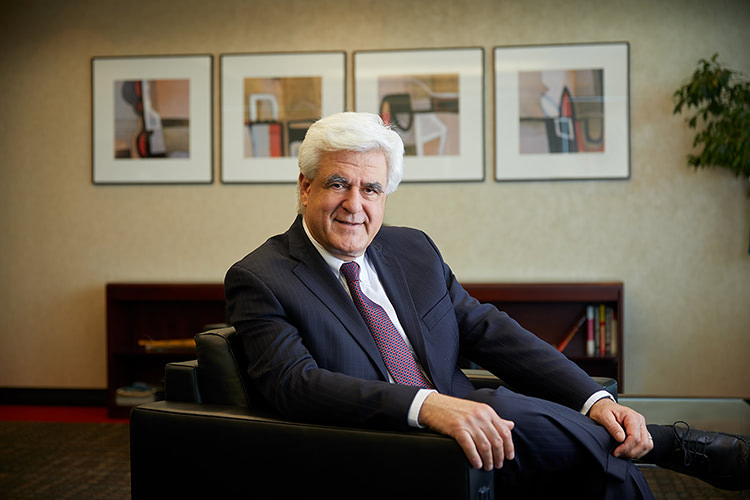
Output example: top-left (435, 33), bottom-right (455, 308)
top-left (296, 112), bottom-right (404, 213)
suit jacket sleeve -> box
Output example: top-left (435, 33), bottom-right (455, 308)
top-left (436, 251), bottom-right (604, 410)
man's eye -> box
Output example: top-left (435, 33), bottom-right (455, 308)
top-left (362, 187), bottom-right (382, 198)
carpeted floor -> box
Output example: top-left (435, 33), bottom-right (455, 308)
top-left (0, 420), bottom-right (747, 499)
top-left (640, 465), bottom-right (749, 499)
top-left (0, 421), bottom-right (130, 499)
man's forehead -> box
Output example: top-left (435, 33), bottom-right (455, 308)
top-left (321, 149), bottom-right (386, 166)
top-left (318, 151), bottom-right (387, 182)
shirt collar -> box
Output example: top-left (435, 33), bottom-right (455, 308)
top-left (302, 217), bottom-right (368, 281)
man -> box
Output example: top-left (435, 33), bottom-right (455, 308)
top-left (225, 112), bottom-right (748, 498)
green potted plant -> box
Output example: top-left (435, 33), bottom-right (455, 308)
top-left (673, 53), bottom-right (749, 181)
top-left (674, 54), bottom-right (750, 253)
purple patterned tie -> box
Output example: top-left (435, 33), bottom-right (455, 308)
top-left (340, 261), bottom-right (433, 388)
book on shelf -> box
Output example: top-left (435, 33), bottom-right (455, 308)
top-left (599, 304), bottom-right (606, 357)
top-left (605, 307), bottom-right (616, 356)
top-left (586, 305), bottom-right (595, 356)
top-left (557, 314), bottom-right (586, 353)
top-left (609, 310), bottom-right (618, 356)
top-left (137, 338), bottom-right (195, 352)
top-left (115, 382), bottom-right (162, 406)
top-left (565, 304), bottom-right (617, 357)
top-left (594, 304), bottom-right (617, 357)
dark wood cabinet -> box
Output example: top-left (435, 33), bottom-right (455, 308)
top-left (106, 281), bottom-right (624, 417)
top-left (106, 283), bottom-right (226, 418)
top-left (462, 282), bottom-right (624, 390)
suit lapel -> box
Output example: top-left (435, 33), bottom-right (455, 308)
top-left (286, 217), bottom-right (391, 380)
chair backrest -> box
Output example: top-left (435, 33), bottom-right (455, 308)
top-left (194, 326), bottom-right (257, 407)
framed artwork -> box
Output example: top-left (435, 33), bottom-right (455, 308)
top-left (220, 51), bottom-right (346, 183)
top-left (92, 55), bottom-right (213, 184)
top-left (354, 48), bottom-right (485, 182)
top-left (494, 42), bottom-right (630, 181)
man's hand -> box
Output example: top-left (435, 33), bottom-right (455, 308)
top-left (589, 398), bottom-right (653, 459)
top-left (418, 392), bottom-right (515, 470)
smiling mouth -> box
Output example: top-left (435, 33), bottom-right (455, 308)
top-left (335, 219), bottom-right (363, 227)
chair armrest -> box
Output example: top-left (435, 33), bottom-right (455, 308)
top-left (462, 369), bottom-right (618, 402)
top-left (463, 368), bottom-right (508, 390)
top-left (130, 401), bottom-right (494, 500)
top-left (164, 360), bottom-right (201, 403)
top-left (592, 376), bottom-right (618, 401)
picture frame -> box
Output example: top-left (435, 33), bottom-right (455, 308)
top-left (92, 55), bottom-right (213, 184)
top-left (220, 51), bottom-right (346, 183)
top-left (354, 48), bottom-right (485, 182)
top-left (494, 42), bottom-right (630, 181)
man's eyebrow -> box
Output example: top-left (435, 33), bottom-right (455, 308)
top-left (322, 174), bottom-right (383, 193)
top-left (323, 174), bottom-right (349, 186)
top-left (364, 181), bottom-right (384, 193)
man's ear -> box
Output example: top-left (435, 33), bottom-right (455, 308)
top-left (298, 173), bottom-right (311, 207)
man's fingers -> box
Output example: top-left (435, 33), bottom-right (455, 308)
top-left (499, 418), bottom-right (516, 461)
top-left (475, 428), bottom-right (502, 470)
top-left (488, 418), bottom-right (515, 467)
top-left (603, 417), bottom-right (626, 443)
top-left (456, 419), bottom-right (505, 470)
top-left (457, 419), bottom-right (514, 471)
top-left (476, 413), bottom-right (515, 470)
top-left (418, 393), bottom-right (515, 470)
top-left (618, 421), bottom-right (653, 459)
top-left (614, 428), bottom-right (651, 458)
top-left (455, 430), bottom-right (484, 469)
top-left (608, 408), bottom-right (653, 459)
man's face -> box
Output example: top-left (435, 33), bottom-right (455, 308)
top-left (300, 149), bottom-right (388, 261)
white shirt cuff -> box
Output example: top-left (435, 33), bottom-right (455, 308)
top-left (408, 389), bottom-right (437, 428)
top-left (581, 390), bottom-right (615, 415)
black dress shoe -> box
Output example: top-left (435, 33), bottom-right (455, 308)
top-left (657, 421), bottom-right (750, 491)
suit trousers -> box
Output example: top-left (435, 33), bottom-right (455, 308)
top-left (466, 387), bottom-right (655, 500)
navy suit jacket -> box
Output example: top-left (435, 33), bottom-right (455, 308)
top-left (225, 216), bottom-right (602, 430)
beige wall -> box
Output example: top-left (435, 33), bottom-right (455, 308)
top-left (1, 0), bottom-right (748, 397)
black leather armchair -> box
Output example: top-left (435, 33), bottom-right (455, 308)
top-left (130, 327), bottom-right (618, 499)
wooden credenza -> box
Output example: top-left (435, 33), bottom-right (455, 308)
top-left (106, 282), bottom-right (624, 418)
top-left (106, 283), bottom-right (226, 418)
top-left (461, 282), bottom-right (623, 389)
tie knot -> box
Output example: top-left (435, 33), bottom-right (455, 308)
top-left (340, 261), bottom-right (360, 284)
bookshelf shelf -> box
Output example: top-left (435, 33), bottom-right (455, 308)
top-left (106, 283), bottom-right (226, 418)
top-left (462, 282), bottom-right (624, 390)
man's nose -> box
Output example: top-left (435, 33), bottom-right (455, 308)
top-left (341, 188), bottom-right (363, 213)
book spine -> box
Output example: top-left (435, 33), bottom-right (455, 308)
top-left (610, 311), bottom-right (618, 356)
top-left (605, 307), bottom-right (614, 356)
top-left (586, 305), bottom-right (595, 356)
top-left (593, 306), bottom-right (600, 355)
top-left (557, 314), bottom-right (586, 353)
top-left (599, 304), bottom-right (606, 356)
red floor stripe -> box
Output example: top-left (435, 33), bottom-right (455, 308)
top-left (0, 406), bottom-right (129, 424)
